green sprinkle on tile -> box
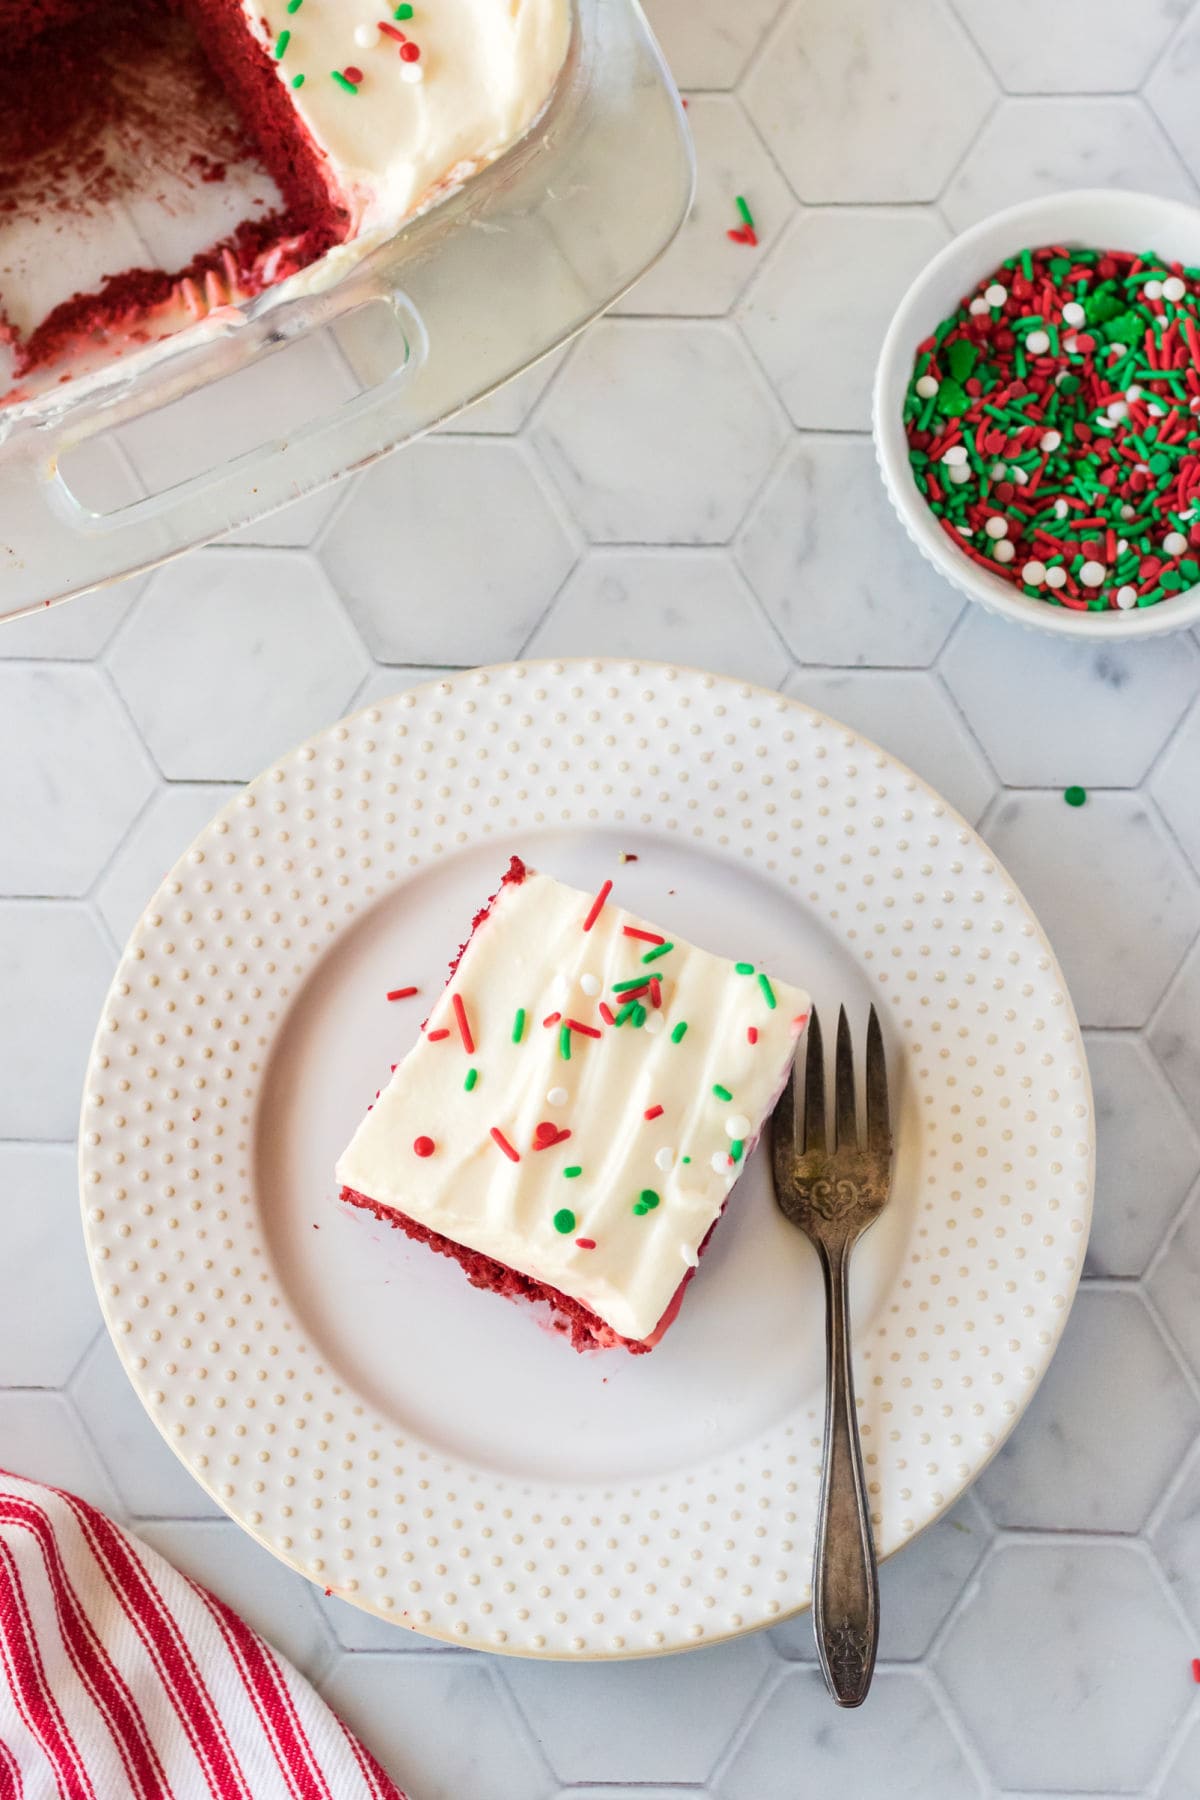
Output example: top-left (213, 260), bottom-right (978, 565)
top-left (563, 1166), bottom-right (582, 1179)
top-left (512, 1007), bottom-right (526, 1044)
top-left (553, 1208), bottom-right (576, 1234)
top-left (734, 961), bottom-right (755, 975)
top-left (1064, 785), bottom-right (1087, 807)
top-left (641, 941), bottom-right (673, 964)
top-left (712, 1084), bottom-right (732, 1102)
top-left (559, 1024), bottom-right (571, 1061)
top-left (671, 1021), bottom-right (688, 1044)
top-left (464, 1068), bottom-right (478, 1092)
top-left (758, 973), bottom-right (777, 1009)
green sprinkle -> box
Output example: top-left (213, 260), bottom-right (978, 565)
top-left (631, 1003), bottom-right (647, 1028)
top-left (613, 975), bottom-right (651, 993)
top-left (735, 194), bottom-right (754, 229)
top-left (758, 973), bottom-right (777, 1010)
top-left (464, 1068), bottom-right (478, 1092)
top-left (615, 999), bottom-right (639, 1026)
top-left (273, 27), bottom-right (290, 56)
top-left (563, 1166), bottom-right (582, 1179)
top-left (946, 339), bottom-right (977, 381)
top-left (633, 1188), bottom-right (660, 1214)
top-left (729, 1139), bottom-right (745, 1163)
top-left (641, 941), bottom-right (674, 964)
top-left (331, 68), bottom-right (358, 91)
top-left (734, 961), bottom-right (755, 975)
top-left (394, 1), bottom-right (413, 13)
top-left (1064, 785), bottom-right (1087, 807)
top-left (553, 1208), bottom-right (576, 1234)
top-left (512, 1008), bottom-right (526, 1044)
top-left (671, 1021), bottom-right (688, 1044)
top-left (712, 1084), bottom-right (732, 1102)
top-left (559, 1025), bottom-right (571, 1060)
top-left (290, 71), bottom-right (305, 86)
top-left (681, 1156), bottom-right (691, 1165)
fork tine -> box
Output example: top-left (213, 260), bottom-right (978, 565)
top-left (834, 1005), bottom-right (857, 1151)
top-left (865, 1003), bottom-right (891, 1154)
top-left (802, 1007), bottom-right (826, 1155)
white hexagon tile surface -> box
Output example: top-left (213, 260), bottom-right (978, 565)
top-left (4, 2), bottom-right (1200, 1794)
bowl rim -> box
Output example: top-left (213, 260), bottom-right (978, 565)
top-left (872, 186), bottom-right (1200, 639)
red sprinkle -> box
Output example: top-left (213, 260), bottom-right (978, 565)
top-left (747, 1025), bottom-right (758, 1045)
top-left (490, 1127), bottom-right (520, 1162)
top-left (598, 1002), bottom-right (616, 1026)
top-left (399, 40), bottom-right (420, 60)
top-left (623, 926), bottom-right (664, 944)
top-left (533, 1122), bottom-right (571, 1149)
top-left (451, 992), bottom-right (475, 1054)
top-left (1193, 1658), bottom-right (1200, 1684)
top-left (426, 1028), bottom-right (450, 1041)
top-left (649, 978), bottom-right (663, 1009)
top-left (727, 225), bottom-right (758, 246)
top-left (575, 1238), bottom-right (597, 1250)
top-left (378, 18), bottom-right (406, 38)
top-left (543, 1011), bottom-right (562, 1027)
top-left (413, 1136), bottom-right (436, 1158)
top-left (644, 1104), bottom-right (664, 1121)
top-left (566, 1018), bottom-right (602, 1039)
top-left (387, 985), bottom-right (418, 1001)
top-left (582, 879), bottom-right (613, 932)
top-left (344, 64), bottom-right (364, 80)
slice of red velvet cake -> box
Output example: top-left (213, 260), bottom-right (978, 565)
top-left (0, 0), bottom-right (569, 397)
top-left (338, 860), bottom-right (811, 1353)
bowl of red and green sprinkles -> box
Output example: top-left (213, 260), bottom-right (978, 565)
top-left (873, 189), bottom-right (1200, 637)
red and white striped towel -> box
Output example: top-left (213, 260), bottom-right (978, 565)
top-left (0, 1471), bottom-right (407, 1800)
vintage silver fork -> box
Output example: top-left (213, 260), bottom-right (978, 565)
top-left (771, 1005), bottom-right (893, 1708)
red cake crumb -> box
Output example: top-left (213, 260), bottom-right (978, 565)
top-left (0, 0), bottom-right (349, 380)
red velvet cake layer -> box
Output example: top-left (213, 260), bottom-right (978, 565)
top-left (0, 0), bottom-right (349, 380)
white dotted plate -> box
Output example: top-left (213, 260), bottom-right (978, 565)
top-left (80, 661), bottom-right (1093, 1659)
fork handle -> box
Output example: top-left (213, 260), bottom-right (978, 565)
top-left (812, 1239), bottom-right (879, 1707)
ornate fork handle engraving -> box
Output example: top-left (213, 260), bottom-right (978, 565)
top-left (826, 1617), bottom-right (873, 1691)
top-left (807, 1177), bottom-right (867, 1221)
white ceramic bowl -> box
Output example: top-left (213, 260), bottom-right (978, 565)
top-left (873, 188), bottom-right (1200, 639)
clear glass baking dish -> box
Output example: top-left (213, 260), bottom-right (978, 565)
top-left (0, 0), bottom-right (692, 622)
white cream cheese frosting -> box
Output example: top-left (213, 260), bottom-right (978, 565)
top-left (248, 0), bottom-right (572, 237)
top-left (337, 868), bottom-right (810, 1343)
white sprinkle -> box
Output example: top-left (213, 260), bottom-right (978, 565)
top-left (1126, 385), bottom-right (1142, 402)
top-left (1107, 343), bottom-right (1127, 359)
top-left (969, 296), bottom-right (990, 316)
top-left (1045, 566), bottom-right (1068, 589)
top-left (1063, 335), bottom-right (1079, 355)
top-left (985, 282), bottom-right (1007, 307)
top-left (1116, 585), bottom-right (1138, 609)
top-left (1062, 301), bottom-right (1086, 327)
top-left (993, 540), bottom-right (1015, 563)
top-left (1025, 329), bottom-right (1050, 356)
top-left (1106, 400), bottom-right (1128, 422)
top-left (654, 1146), bottom-right (674, 1172)
top-left (643, 1011), bottom-right (664, 1035)
top-left (547, 1086), bottom-right (569, 1107)
top-left (915, 374), bottom-right (939, 399)
top-left (725, 1113), bottom-right (752, 1139)
top-left (1144, 278), bottom-right (1164, 300)
top-left (1163, 531), bottom-right (1188, 556)
top-left (711, 1151), bottom-right (731, 1175)
top-left (399, 61), bottom-right (423, 81)
top-left (990, 462), bottom-right (1006, 480)
top-left (353, 21), bottom-right (380, 46)
top-left (579, 972), bottom-right (600, 997)
top-left (1121, 504), bottom-right (1136, 521)
top-left (948, 464), bottom-right (972, 485)
top-left (941, 444), bottom-right (968, 467)
top-left (1163, 275), bottom-right (1187, 303)
top-left (1040, 429), bottom-right (1062, 452)
top-left (985, 516), bottom-right (1008, 539)
top-left (1054, 499), bottom-right (1069, 520)
top-left (1010, 465), bottom-right (1029, 485)
top-left (1022, 560), bottom-right (1046, 585)
top-left (1117, 538), bottom-right (1128, 554)
top-left (1147, 402), bottom-right (1165, 418)
top-left (956, 524), bottom-right (974, 537)
top-left (1080, 560), bottom-right (1106, 587)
